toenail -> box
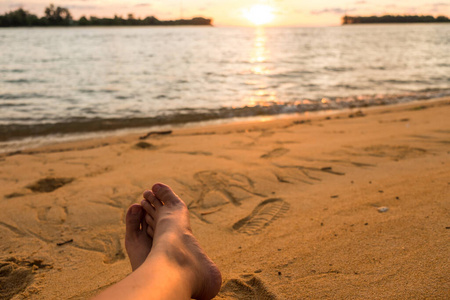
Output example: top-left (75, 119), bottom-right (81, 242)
top-left (131, 205), bottom-right (140, 215)
top-left (153, 184), bottom-right (162, 193)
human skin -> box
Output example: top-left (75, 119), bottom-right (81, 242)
top-left (93, 183), bottom-right (222, 300)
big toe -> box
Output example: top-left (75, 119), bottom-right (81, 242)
top-left (126, 204), bottom-right (143, 238)
top-left (152, 183), bottom-right (184, 207)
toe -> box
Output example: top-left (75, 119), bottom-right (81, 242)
top-left (141, 199), bottom-right (154, 214)
top-left (141, 193), bottom-right (160, 215)
top-left (152, 183), bottom-right (181, 206)
top-left (126, 204), bottom-right (143, 238)
top-left (144, 190), bottom-right (164, 208)
top-left (145, 213), bottom-right (155, 232)
top-left (143, 190), bottom-right (153, 201)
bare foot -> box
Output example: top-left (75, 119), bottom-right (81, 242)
top-left (125, 204), bottom-right (153, 271)
top-left (140, 183), bottom-right (222, 300)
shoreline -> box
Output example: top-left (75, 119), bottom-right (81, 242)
top-left (1, 95), bottom-right (449, 155)
top-left (0, 96), bottom-right (449, 298)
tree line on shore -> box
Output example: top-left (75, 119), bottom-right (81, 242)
top-left (342, 15), bottom-right (450, 24)
top-left (0, 4), bottom-right (212, 27)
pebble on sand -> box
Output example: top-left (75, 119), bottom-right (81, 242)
top-left (377, 206), bottom-right (389, 213)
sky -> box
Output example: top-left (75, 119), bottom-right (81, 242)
top-left (1, 0), bottom-right (449, 26)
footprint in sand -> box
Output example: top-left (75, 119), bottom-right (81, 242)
top-left (74, 233), bottom-right (125, 264)
top-left (232, 198), bottom-right (290, 235)
top-left (191, 170), bottom-right (265, 209)
top-left (5, 177), bottom-right (74, 199)
top-left (218, 274), bottom-right (276, 300)
top-left (0, 258), bottom-right (51, 299)
top-left (363, 145), bottom-right (427, 160)
top-left (334, 145), bottom-right (428, 161)
top-left (273, 164), bottom-right (345, 185)
top-left (260, 147), bottom-right (289, 159)
top-left (27, 177), bottom-right (74, 193)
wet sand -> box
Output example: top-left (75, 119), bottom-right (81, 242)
top-left (0, 98), bottom-right (449, 299)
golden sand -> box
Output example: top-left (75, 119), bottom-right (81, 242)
top-left (1, 98), bottom-right (449, 299)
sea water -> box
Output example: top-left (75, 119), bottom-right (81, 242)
top-left (0, 24), bottom-right (449, 145)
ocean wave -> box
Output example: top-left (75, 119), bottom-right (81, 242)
top-left (268, 70), bottom-right (315, 78)
top-left (0, 103), bottom-right (28, 108)
top-left (4, 78), bottom-right (47, 84)
top-left (370, 79), bottom-right (432, 85)
top-left (0, 93), bottom-right (51, 100)
top-left (1, 89), bottom-right (449, 142)
top-left (0, 69), bottom-right (26, 73)
top-left (324, 66), bottom-right (355, 72)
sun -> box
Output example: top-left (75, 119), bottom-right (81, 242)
top-left (243, 4), bottom-right (275, 26)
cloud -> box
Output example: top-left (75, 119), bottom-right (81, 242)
top-left (355, 1), bottom-right (366, 4)
top-left (429, 2), bottom-right (450, 12)
top-left (8, 2), bottom-right (24, 8)
top-left (311, 8), bottom-right (355, 15)
top-left (432, 2), bottom-right (449, 6)
top-left (135, 3), bottom-right (152, 7)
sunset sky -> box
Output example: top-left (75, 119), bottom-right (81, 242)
top-left (1, 0), bottom-right (449, 26)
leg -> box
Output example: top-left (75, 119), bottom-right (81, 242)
top-left (94, 183), bottom-right (222, 300)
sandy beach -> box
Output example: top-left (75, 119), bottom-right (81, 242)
top-left (0, 98), bottom-right (449, 299)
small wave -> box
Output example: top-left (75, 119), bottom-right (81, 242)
top-left (115, 95), bottom-right (132, 100)
top-left (99, 89), bottom-right (118, 93)
top-left (0, 69), bottom-right (26, 73)
top-left (205, 72), bottom-right (228, 78)
top-left (0, 93), bottom-right (50, 100)
top-left (4, 79), bottom-right (47, 84)
top-left (0, 103), bottom-right (27, 108)
top-left (334, 84), bottom-right (362, 90)
top-left (380, 79), bottom-right (411, 84)
top-left (371, 79), bottom-right (431, 85)
top-left (40, 58), bottom-right (66, 63)
top-left (269, 70), bottom-right (314, 78)
top-left (324, 66), bottom-right (354, 72)
top-left (80, 108), bottom-right (97, 114)
top-left (79, 89), bottom-right (96, 94)
top-left (4, 79), bottom-right (29, 84)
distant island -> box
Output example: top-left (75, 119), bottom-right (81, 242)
top-left (0, 4), bottom-right (212, 27)
top-left (342, 15), bottom-right (450, 24)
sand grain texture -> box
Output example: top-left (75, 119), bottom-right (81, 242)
top-left (0, 98), bottom-right (449, 299)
